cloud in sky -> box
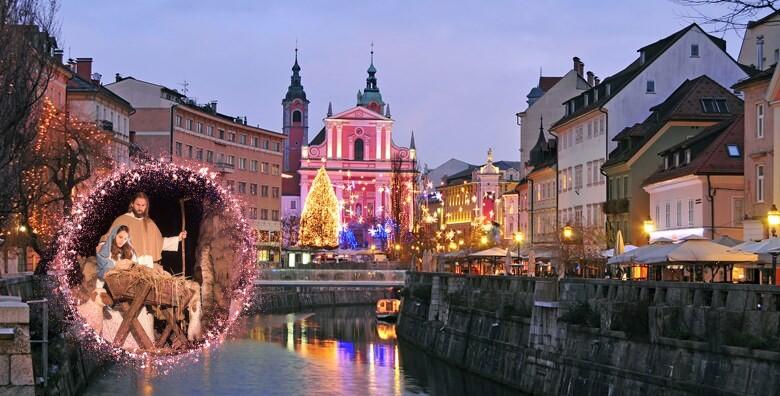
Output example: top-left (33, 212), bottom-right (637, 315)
top-left (59, 1), bottom-right (744, 168)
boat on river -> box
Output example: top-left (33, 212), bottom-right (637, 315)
top-left (375, 298), bottom-right (400, 321)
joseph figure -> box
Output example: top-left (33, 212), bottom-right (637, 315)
top-left (99, 192), bottom-right (187, 267)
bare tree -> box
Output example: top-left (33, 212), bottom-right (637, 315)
top-left (0, 0), bottom-right (60, 229)
top-left (389, 155), bottom-right (409, 242)
top-left (280, 215), bottom-right (300, 248)
top-left (675, 0), bottom-right (778, 33)
top-left (15, 99), bottom-right (112, 256)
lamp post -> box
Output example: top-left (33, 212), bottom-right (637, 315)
top-left (767, 205), bottom-right (780, 285)
top-left (642, 219), bottom-right (655, 242)
top-left (561, 224), bottom-right (573, 277)
top-left (514, 232), bottom-right (524, 276)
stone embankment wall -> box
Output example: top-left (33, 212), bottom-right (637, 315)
top-left (398, 273), bottom-right (780, 396)
top-left (250, 287), bottom-right (396, 314)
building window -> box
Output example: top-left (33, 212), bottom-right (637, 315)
top-left (655, 205), bottom-right (660, 225)
top-left (354, 139), bottom-right (364, 160)
top-left (622, 176), bottom-right (628, 198)
top-left (701, 98), bottom-right (728, 113)
top-left (574, 165), bottom-right (583, 190)
top-left (262, 162), bottom-right (269, 174)
top-left (674, 152), bottom-right (681, 167)
top-left (207, 126), bottom-right (213, 136)
top-left (734, 198), bottom-right (744, 226)
top-left (685, 149), bottom-right (691, 164)
top-left (196, 148), bottom-right (203, 161)
top-left (175, 142), bottom-right (182, 156)
top-left (206, 150), bottom-right (214, 163)
top-left (664, 156), bottom-right (669, 170)
top-left (219, 129), bottom-right (225, 139)
top-left (274, 142), bottom-right (281, 152)
top-left (291, 201), bottom-right (297, 209)
top-left (646, 80), bottom-right (655, 94)
top-left (272, 210), bottom-right (279, 221)
top-left (575, 127), bottom-right (583, 144)
top-left (726, 144), bottom-right (741, 157)
top-left (292, 110), bottom-right (302, 123)
top-left (250, 160), bottom-right (258, 172)
top-left (271, 164), bottom-right (280, 176)
top-left (250, 183), bottom-right (257, 196)
top-left (187, 119), bottom-right (193, 130)
top-left (197, 122), bottom-right (203, 133)
top-left (261, 185), bottom-right (269, 197)
top-left (688, 199), bottom-right (694, 226)
top-left (690, 44), bottom-right (699, 57)
top-left (253, 137), bottom-right (259, 147)
top-left (240, 134), bottom-right (247, 145)
top-left (229, 133), bottom-right (236, 142)
top-left (676, 200), bottom-right (682, 227)
top-left (757, 103), bottom-right (765, 138)
top-left (227, 155), bottom-right (235, 166)
top-left (757, 165), bottom-right (765, 202)
top-left (260, 209), bottom-right (268, 220)
top-left (248, 208), bottom-right (257, 220)
top-left (238, 182), bottom-right (246, 194)
top-left (263, 140), bottom-right (270, 150)
top-left (186, 145), bottom-right (193, 158)
top-left (175, 115), bottom-right (182, 127)
top-left (664, 202), bottom-right (672, 228)
top-left (239, 158), bottom-right (246, 170)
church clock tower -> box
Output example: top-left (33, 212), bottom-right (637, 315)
top-left (282, 48), bottom-right (309, 196)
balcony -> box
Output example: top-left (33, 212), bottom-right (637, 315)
top-left (603, 198), bottom-right (629, 214)
top-left (100, 120), bottom-right (113, 131)
top-left (214, 161), bottom-right (235, 173)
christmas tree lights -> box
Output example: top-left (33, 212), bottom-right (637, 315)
top-left (299, 166), bottom-right (339, 248)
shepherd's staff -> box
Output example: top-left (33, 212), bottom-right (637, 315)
top-left (179, 197), bottom-right (190, 277)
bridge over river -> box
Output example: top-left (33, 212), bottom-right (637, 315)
top-left (254, 269), bottom-right (406, 287)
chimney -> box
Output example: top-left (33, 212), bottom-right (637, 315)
top-left (594, 76), bottom-right (600, 86)
top-left (586, 71), bottom-right (594, 86)
top-left (91, 73), bottom-right (102, 84)
top-left (209, 100), bottom-right (218, 113)
top-left (75, 57), bottom-right (93, 81)
top-left (115, 73), bottom-right (122, 82)
top-left (53, 49), bottom-right (63, 65)
top-left (757, 35), bottom-right (765, 70)
top-left (573, 57), bottom-right (584, 76)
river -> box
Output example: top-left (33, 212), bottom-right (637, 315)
top-left (82, 305), bottom-right (519, 395)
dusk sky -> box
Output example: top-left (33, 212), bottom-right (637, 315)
top-left (58, 1), bottom-right (745, 169)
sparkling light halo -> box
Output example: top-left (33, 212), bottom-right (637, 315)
top-left (50, 160), bottom-right (257, 371)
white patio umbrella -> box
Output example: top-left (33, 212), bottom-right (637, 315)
top-left (714, 235), bottom-right (743, 247)
top-left (730, 237), bottom-right (780, 284)
top-left (607, 239), bottom-right (673, 265)
top-left (643, 237), bottom-right (757, 264)
top-left (601, 245), bottom-right (638, 258)
top-left (469, 247), bottom-right (518, 258)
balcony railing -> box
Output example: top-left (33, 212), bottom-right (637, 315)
top-left (214, 161), bottom-right (235, 173)
top-left (603, 198), bottom-right (629, 214)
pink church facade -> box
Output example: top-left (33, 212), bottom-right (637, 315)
top-left (291, 52), bottom-right (418, 248)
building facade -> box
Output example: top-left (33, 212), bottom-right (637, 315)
top-left (643, 116), bottom-right (745, 241)
top-left (525, 127), bottom-right (558, 260)
top-left (603, 76), bottom-right (744, 246)
top-left (297, 55), bottom-right (418, 249)
top-left (733, 65), bottom-right (780, 241)
top-left (66, 58), bottom-right (134, 167)
top-left (738, 11), bottom-right (780, 71)
top-left (517, 57), bottom-right (590, 177)
top-left (106, 76), bottom-right (285, 263)
top-left (552, 23), bottom-right (749, 252)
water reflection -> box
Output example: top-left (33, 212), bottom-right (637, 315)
top-left (83, 306), bottom-right (520, 396)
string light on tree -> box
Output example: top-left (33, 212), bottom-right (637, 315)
top-left (299, 166), bottom-right (340, 248)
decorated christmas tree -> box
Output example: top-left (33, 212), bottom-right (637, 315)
top-left (299, 166), bottom-right (340, 248)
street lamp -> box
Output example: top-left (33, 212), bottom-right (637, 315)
top-left (562, 224), bottom-right (573, 241)
top-left (514, 232), bottom-right (524, 274)
top-left (767, 205), bottom-right (780, 285)
top-left (768, 204), bottom-right (780, 237)
top-left (643, 219), bottom-right (655, 243)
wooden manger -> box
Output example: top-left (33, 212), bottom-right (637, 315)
top-left (104, 267), bottom-right (195, 352)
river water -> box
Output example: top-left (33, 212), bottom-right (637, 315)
top-left (82, 305), bottom-right (519, 396)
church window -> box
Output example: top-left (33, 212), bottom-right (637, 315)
top-left (292, 110), bottom-right (302, 123)
top-left (354, 139), bottom-right (365, 161)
